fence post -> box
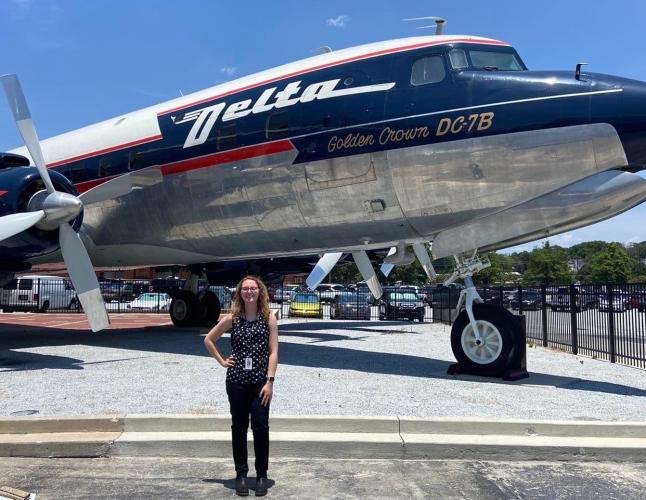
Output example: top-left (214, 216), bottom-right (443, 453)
top-left (541, 284), bottom-right (548, 347)
top-left (518, 285), bottom-right (523, 314)
top-left (608, 285), bottom-right (616, 363)
top-left (569, 284), bottom-right (578, 355)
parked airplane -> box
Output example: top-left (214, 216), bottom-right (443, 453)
top-left (2, 30), bottom-right (645, 374)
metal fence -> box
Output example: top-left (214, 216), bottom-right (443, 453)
top-left (432, 283), bottom-right (646, 369)
top-left (2, 277), bottom-right (644, 368)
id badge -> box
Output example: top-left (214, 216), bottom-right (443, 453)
top-left (244, 357), bottom-right (253, 370)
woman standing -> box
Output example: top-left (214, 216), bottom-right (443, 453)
top-left (204, 276), bottom-right (279, 497)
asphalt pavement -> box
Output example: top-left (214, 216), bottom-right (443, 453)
top-left (2, 456), bottom-right (645, 499)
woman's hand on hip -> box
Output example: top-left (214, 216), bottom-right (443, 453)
top-left (220, 354), bottom-right (236, 368)
top-left (260, 382), bottom-right (273, 406)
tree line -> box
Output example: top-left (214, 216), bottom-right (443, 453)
top-left (330, 241), bottom-right (646, 286)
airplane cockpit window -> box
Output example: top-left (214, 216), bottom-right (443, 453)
top-left (266, 111), bottom-right (289, 139)
top-left (469, 50), bottom-right (524, 71)
top-left (448, 49), bottom-right (469, 70)
top-left (410, 56), bottom-right (446, 86)
top-left (217, 123), bottom-right (237, 150)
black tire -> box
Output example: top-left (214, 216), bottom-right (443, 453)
top-left (450, 304), bottom-right (520, 375)
top-left (170, 291), bottom-right (201, 327)
top-left (39, 301), bottom-right (50, 313)
top-left (199, 291), bottom-right (221, 327)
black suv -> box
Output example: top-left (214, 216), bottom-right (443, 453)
top-left (378, 291), bottom-right (425, 322)
top-left (99, 282), bottom-right (136, 302)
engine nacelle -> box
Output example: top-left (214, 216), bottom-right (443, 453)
top-left (0, 162), bottom-right (82, 267)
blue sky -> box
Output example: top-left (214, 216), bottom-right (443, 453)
top-left (1, 0), bottom-right (645, 253)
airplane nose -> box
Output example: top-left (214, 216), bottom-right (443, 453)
top-left (617, 79), bottom-right (646, 170)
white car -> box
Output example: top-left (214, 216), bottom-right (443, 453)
top-left (127, 293), bottom-right (172, 312)
top-left (0, 275), bottom-right (77, 312)
top-left (316, 283), bottom-right (346, 303)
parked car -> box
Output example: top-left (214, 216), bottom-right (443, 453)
top-left (330, 292), bottom-right (371, 320)
top-left (598, 293), bottom-right (631, 312)
top-left (550, 287), bottom-right (595, 312)
top-left (127, 293), bottom-right (172, 312)
top-left (0, 275), bottom-right (77, 312)
top-left (99, 281), bottom-right (136, 302)
top-left (275, 284), bottom-right (300, 303)
top-left (316, 283), bottom-right (346, 303)
top-left (426, 284), bottom-right (463, 308)
top-left (288, 292), bottom-right (322, 318)
top-left (509, 291), bottom-right (542, 310)
top-left (149, 277), bottom-right (186, 296)
top-left (628, 292), bottom-right (646, 311)
top-left (379, 291), bottom-right (425, 322)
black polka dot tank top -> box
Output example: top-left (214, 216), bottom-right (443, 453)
top-left (227, 315), bottom-right (270, 385)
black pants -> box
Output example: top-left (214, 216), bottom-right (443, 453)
top-left (226, 379), bottom-right (270, 478)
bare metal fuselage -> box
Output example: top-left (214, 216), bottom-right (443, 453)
top-left (12, 36), bottom-right (646, 269)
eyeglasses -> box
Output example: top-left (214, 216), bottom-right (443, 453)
top-left (241, 287), bottom-right (259, 292)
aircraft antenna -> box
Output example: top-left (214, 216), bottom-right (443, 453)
top-left (313, 46), bottom-right (333, 54)
top-left (403, 16), bottom-right (446, 35)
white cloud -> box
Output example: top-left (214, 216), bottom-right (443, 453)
top-left (326, 15), bottom-right (348, 28)
top-left (220, 66), bottom-right (238, 77)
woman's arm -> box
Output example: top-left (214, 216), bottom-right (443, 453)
top-left (260, 312), bottom-right (279, 406)
top-left (203, 314), bottom-right (235, 367)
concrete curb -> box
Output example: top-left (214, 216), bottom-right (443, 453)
top-left (1, 415), bottom-right (645, 461)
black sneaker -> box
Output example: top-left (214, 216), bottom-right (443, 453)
top-left (255, 477), bottom-right (268, 496)
top-left (235, 475), bottom-right (249, 497)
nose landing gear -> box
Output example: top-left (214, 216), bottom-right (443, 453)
top-left (445, 252), bottom-right (528, 379)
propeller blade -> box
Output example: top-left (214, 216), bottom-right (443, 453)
top-left (1, 74), bottom-right (55, 194)
top-left (380, 247), bottom-right (397, 277)
top-left (59, 223), bottom-right (110, 332)
top-left (352, 251), bottom-right (382, 299)
top-left (306, 252), bottom-right (343, 290)
top-left (412, 243), bottom-right (437, 281)
top-left (0, 211), bottom-right (45, 241)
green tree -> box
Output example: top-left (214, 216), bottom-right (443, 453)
top-left (507, 251), bottom-right (531, 273)
top-left (568, 241), bottom-right (609, 260)
top-left (473, 252), bottom-right (512, 285)
top-left (330, 262), bottom-right (362, 284)
top-left (522, 242), bottom-right (572, 285)
top-left (577, 244), bottom-right (633, 283)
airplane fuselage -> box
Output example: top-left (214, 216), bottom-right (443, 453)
top-left (3, 35), bottom-right (646, 269)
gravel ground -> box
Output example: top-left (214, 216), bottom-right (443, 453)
top-left (0, 319), bottom-right (645, 420)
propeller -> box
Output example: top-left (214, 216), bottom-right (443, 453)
top-left (306, 252), bottom-right (343, 290)
top-left (380, 243), bottom-right (436, 281)
top-left (1, 74), bottom-right (110, 332)
top-left (379, 247), bottom-right (397, 277)
top-left (305, 250), bottom-right (383, 299)
top-left (351, 251), bottom-right (382, 299)
top-left (412, 242), bottom-right (437, 281)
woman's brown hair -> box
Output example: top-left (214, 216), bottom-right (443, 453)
top-left (231, 275), bottom-right (271, 321)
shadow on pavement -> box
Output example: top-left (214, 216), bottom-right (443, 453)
top-left (0, 321), bottom-right (644, 397)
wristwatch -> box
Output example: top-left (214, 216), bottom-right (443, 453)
top-left (267, 376), bottom-right (275, 382)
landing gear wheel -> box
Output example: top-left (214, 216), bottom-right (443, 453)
top-left (450, 304), bottom-right (520, 375)
top-left (170, 291), bottom-right (201, 327)
top-left (199, 291), bottom-right (221, 327)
